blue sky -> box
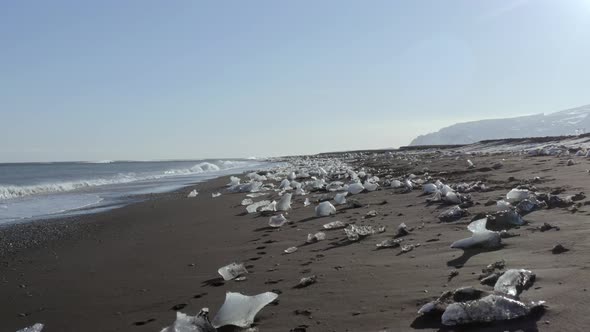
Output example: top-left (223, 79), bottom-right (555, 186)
top-left (2, 0), bottom-right (590, 162)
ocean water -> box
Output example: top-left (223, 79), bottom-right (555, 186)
top-left (0, 159), bottom-right (267, 224)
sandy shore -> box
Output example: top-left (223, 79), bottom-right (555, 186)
top-left (2, 152), bottom-right (590, 332)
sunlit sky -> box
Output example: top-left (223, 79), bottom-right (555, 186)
top-left (2, 0), bottom-right (590, 162)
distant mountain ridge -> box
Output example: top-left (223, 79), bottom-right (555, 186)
top-left (410, 105), bottom-right (590, 146)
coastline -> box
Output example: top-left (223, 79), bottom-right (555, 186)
top-left (1, 153), bottom-right (589, 331)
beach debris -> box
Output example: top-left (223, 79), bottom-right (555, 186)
top-left (348, 182), bottom-right (365, 195)
top-left (227, 176), bottom-right (241, 187)
top-left (218, 262), bottom-right (248, 281)
top-left (306, 232), bottom-right (326, 243)
top-left (375, 238), bottom-right (403, 249)
top-left (295, 275), bottom-right (317, 288)
top-left (494, 269), bottom-right (535, 297)
top-left (480, 260), bottom-right (506, 278)
top-left (347, 198), bottom-right (363, 208)
top-left (268, 214), bottom-right (288, 228)
top-left (303, 198), bottom-right (310, 207)
top-left (344, 224), bottom-right (379, 241)
top-left (334, 192), bottom-right (348, 205)
top-left (315, 201), bottom-right (336, 217)
top-left (212, 292), bottom-right (279, 328)
top-left (365, 210), bottom-right (378, 218)
top-left (16, 324), bottom-right (44, 332)
top-left (276, 193), bottom-right (292, 211)
top-left (211, 192), bottom-right (221, 198)
top-left (323, 220), bottom-right (347, 230)
top-left (438, 206), bottom-right (468, 222)
top-left (246, 200), bottom-right (271, 214)
top-left (441, 294), bottom-right (545, 326)
top-left (187, 190), bottom-right (198, 198)
top-left (160, 309), bottom-right (215, 332)
top-left (241, 198), bottom-right (254, 206)
top-left (506, 188), bottom-right (530, 203)
top-left (450, 218), bottom-right (502, 250)
top-left (552, 243), bottom-right (569, 254)
top-left (492, 161), bottom-right (503, 169)
top-left (396, 223), bottom-right (409, 237)
top-left (284, 246), bottom-right (298, 254)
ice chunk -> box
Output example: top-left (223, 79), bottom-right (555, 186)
top-left (441, 295), bottom-right (543, 326)
top-left (160, 309), bottom-right (215, 332)
top-left (467, 218), bottom-right (488, 233)
top-left (279, 179), bottom-right (291, 190)
top-left (323, 220), bottom-right (347, 229)
top-left (438, 206), bottom-right (467, 222)
top-left (363, 181), bottom-right (378, 192)
top-left (246, 200), bottom-right (271, 213)
top-left (287, 172), bottom-right (296, 181)
top-left (344, 224), bottom-right (377, 241)
top-left (16, 324), bottom-right (44, 332)
top-left (227, 176), bottom-right (241, 187)
top-left (334, 192), bottom-right (348, 205)
top-left (260, 201), bottom-right (277, 213)
top-left (241, 198), bottom-right (253, 206)
top-left (306, 232), bottom-right (326, 243)
top-left (467, 159), bottom-right (475, 169)
top-left (212, 292), bottom-right (279, 328)
top-left (496, 200), bottom-right (512, 211)
top-left (326, 181), bottom-right (344, 192)
top-left (443, 192), bottom-right (461, 204)
top-left (506, 188), bottom-right (530, 203)
top-left (218, 262), bottom-right (248, 281)
top-left (494, 269), bottom-right (535, 297)
top-left (423, 183), bottom-right (438, 194)
top-left (284, 246), bottom-right (298, 254)
top-left (315, 201), bottom-right (336, 217)
top-left (304, 198), bottom-right (311, 207)
top-left (347, 182), bottom-right (365, 195)
top-left (295, 275), bottom-right (317, 288)
top-left (450, 231), bottom-right (501, 250)
top-left (268, 214), bottom-right (288, 228)
top-left (276, 193), bottom-right (292, 211)
top-left (230, 181), bottom-right (263, 193)
top-left (376, 238), bottom-right (403, 248)
top-left (187, 190), bottom-right (198, 198)
top-left (246, 193), bottom-right (266, 198)
top-left (390, 180), bottom-right (402, 188)
top-left (211, 192), bottom-right (221, 198)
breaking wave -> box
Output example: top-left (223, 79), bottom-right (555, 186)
top-left (0, 160), bottom-right (254, 200)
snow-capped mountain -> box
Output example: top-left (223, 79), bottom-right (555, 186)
top-left (409, 105), bottom-right (590, 146)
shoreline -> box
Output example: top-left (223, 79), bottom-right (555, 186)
top-left (1, 152), bottom-right (589, 331)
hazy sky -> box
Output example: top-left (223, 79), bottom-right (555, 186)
top-left (2, 0), bottom-right (590, 162)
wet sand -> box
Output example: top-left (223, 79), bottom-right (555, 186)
top-left (2, 152), bottom-right (590, 332)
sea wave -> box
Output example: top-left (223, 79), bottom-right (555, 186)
top-left (0, 160), bottom-right (255, 200)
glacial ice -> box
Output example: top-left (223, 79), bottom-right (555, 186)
top-left (246, 200), bottom-right (271, 213)
top-left (347, 182), bottom-right (365, 195)
top-left (160, 310), bottom-right (215, 332)
top-left (334, 192), bottom-right (348, 205)
top-left (218, 262), bottom-right (248, 281)
top-left (315, 201), bottom-right (336, 217)
top-left (276, 193), bottom-right (292, 211)
top-left (268, 214), bottom-right (288, 228)
top-left (211, 292), bottom-right (278, 328)
top-left (16, 324), bottom-right (44, 332)
top-left (187, 190), bottom-right (198, 198)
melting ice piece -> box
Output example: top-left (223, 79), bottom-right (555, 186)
top-left (218, 262), bottom-right (248, 281)
top-left (187, 190), bottom-right (198, 198)
top-left (211, 192), bottom-right (221, 198)
top-left (390, 180), bottom-right (402, 188)
top-left (506, 188), bottom-right (530, 203)
top-left (268, 214), bottom-right (288, 228)
top-left (229, 181), bottom-right (263, 193)
top-left (441, 295), bottom-right (544, 326)
top-left (160, 309), bottom-right (215, 332)
top-left (496, 200), bottom-right (512, 211)
top-left (376, 238), bottom-right (403, 248)
top-left (306, 232), bottom-right (326, 243)
top-left (279, 179), bottom-right (291, 190)
top-left (246, 193), bottom-right (266, 198)
top-left (467, 159), bottom-right (475, 169)
top-left (315, 201), bottom-right (336, 217)
top-left (494, 269), bottom-right (535, 297)
top-left (451, 218), bottom-right (501, 250)
top-left (423, 183), bottom-right (438, 194)
top-left (16, 324), bottom-right (44, 332)
top-left (260, 201), bottom-right (277, 213)
top-left (227, 176), bottom-right (241, 187)
top-left (284, 246), bottom-right (298, 254)
top-left (287, 172), bottom-right (296, 181)
top-left (212, 292), bottom-right (279, 328)
top-left (438, 206), bottom-right (467, 222)
top-left (323, 220), bottom-right (347, 229)
top-left (304, 198), bottom-right (311, 207)
top-left (364, 181), bottom-right (378, 192)
top-left (347, 182), bottom-right (365, 195)
top-left (344, 224), bottom-right (377, 241)
top-left (295, 275), bottom-right (317, 288)
top-left (276, 193), bottom-right (292, 211)
top-left (334, 192), bottom-right (348, 205)
top-left (246, 200), bottom-right (271, 213)
top-left (443, 192), bottom-right (461, 204)
top-left (241, 198), bottom-right (254, 206)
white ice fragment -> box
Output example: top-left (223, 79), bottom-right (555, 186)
top-left (441, 295), bottom-right (542, 326)
top-left (212, 292), bottom-right (279, 328)
top-left (467, 218), bottom-right (488, 233)
top-left (284, 246), bottom-right (298, 254)
top-left (444, 192), bottom-right (461, 204)
top-left (467, 159), bottom-right (475, 168)
top-left (246, 200), bottom-right (271, 213)
top-left (364, 181), bottom-right (378, 192)
top-left (227, 176), bottom-right (241, 187)
top-left (16, 324), bottom-right (44, 332)
top-left (246, 193), bottom-right (266, 198)
top-left (315, 201), bottom-right (336, 217)
top-left (494, 269), bottom-right (535, 297)
top-left (260, 201), bottom-right (277, 212)
top-left (304, 198), bottom-right (311, 207)
top-left (450, 231), bottom-right (501, 250)
top-left (276, 193), bottom-right (292, 211)
top-left (347, 182), bottom-right (365, 195)
top-left (287, 172), bottom-right (296, 181)
top-left (306, 232), bottom-right (326, 243)
top-left (160, 310), bottom-right (215, 332)
top-left (344, 224), bottom-right (377, 241)
top-left (211, 192), bottom-right (221, 198)
top-left (334, 192), bottom-right (348, 205)
top-left (187, 190), bottom-right (198, 198)
top-left (279, 179), bottom-right (291, 190)
top-left (218, 262), bottom-right (248, 281)
top-left (390, 180), bottom-right (402, 188)
top-left (323, 220), bottom-right (347, 229)
top-left (423, 183), bottom-right (438, 194)
top-left (241, 198), bottom-right (254, 206)
top-left (496, 200), bottom-right (512, 211)
top-left (506, 188), bottom-right (530, 203)
top-left (268, 214), bottom-right (288, 228)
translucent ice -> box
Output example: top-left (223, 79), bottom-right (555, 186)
top-left (276, 193), bottom-right (292, 211)
top-left (212, 292), bottom-right (279, 328)
top-left (494, 269), bottom-right (535, 297)
top-left (442, 295), bottom-right (542, 326)
top-left (187, 190), bottom-right (198, 198)
top-left (268, 214), bottom-right (288, 228)
top-left (16, 324), bottom-right (44, 332)
top-left (315, 201), bottom-right (336, 217)
top-left (160, 309), bottom-right (215, 332)
top-left (323, 220), bottom-right (347, 229)
top-left (506, 188), bottom-right (530, 203)
top-left (334, 192), bottom-right (348, 205)
top-left (347, 182), bottom-right (365, 195)
top-left (246, 200), bottom-right (271, 213)
top-left (218, 262), bottom-right (248, 281)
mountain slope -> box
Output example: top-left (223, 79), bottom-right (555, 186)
top-left (410, 105), bottom-right (590, 146)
